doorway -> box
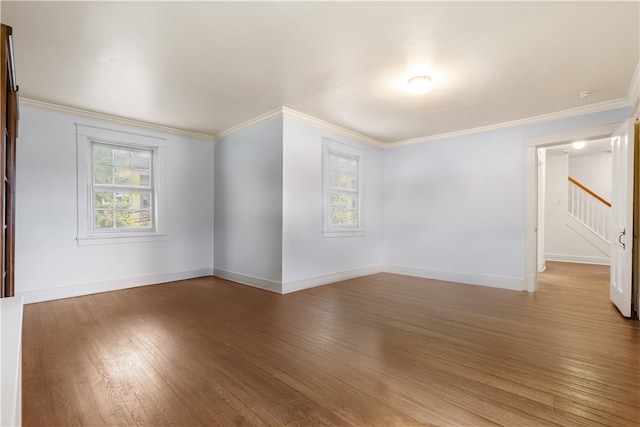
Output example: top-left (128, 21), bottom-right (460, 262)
top-left (524, 122), bottom-right (621, 292)
top-left (538, 138), bottom-right (612, 269)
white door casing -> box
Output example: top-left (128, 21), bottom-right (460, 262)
top-left (610, 119), bottom-right (634, 317)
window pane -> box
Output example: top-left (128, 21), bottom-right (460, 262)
top-left (132, 210), bottom-right (152, 227)
top-left (114, 168), bottom-right (133, 185)
top-left (330, 169), bottom-right (340, 187)
top-left (330, 208), bottom-right (340, 225)
top-left (115, 192), bottom-right (132, 209)
top-left (344, 209), bottom-right (357, 225)
top-left (94, 192), bottom-right (114, 209)
top-left (114, 150), bottom-right (131, 167)
top-left (328, 191), bottom-right (358, 226)
top-left (133, 192), bottom-right (152, 209)
top-left (131, 170), bottom-right (150, 187)
top-left (329, 191), bottom-right (339, 208)
top-left (348, 194), bottom-right (358, 209)
top-left (132, 152), bottom-right (151, 169)
top-left (115, 209), bottom-right (152, 229)
top-left (341, 172), bottom-right (357, 190)
top-left (93, 166), bottom-right (113, 185)
top-left (94, 210), bottom-right (114, 229)
top-left (329, 153), bottom-right (357, 190)
top-left (115, 210), bottom-right (133, 228)
top-left (93, 146), bottom-right (113, 166)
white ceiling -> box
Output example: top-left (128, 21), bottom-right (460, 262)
top-left (2, 1), bottom-right (639, 144)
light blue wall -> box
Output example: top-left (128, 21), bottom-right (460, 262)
top-left (214, 118), bottom-right (284, 283)
top-left (383, 106), bottom-right (631, 288)
top-left (282, 117), bottom-right (384, 289)
top-left (16, 106), bottom-right (215, 302)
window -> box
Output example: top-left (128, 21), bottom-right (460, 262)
top-left (91, 143), bottom-right (154, 232)
top-left (76, 125), bottom-right (166, 245)
top-left (322, 139), bottom-right (364, 237)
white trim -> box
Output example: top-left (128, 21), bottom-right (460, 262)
top-left (76, 124), bottom-right (168, 245)
top-left (76, 234), bottom-right (168, 246)
top-left (382, 264), bottom-right (525, 292)
top-left (1, 296), bottom-right (23, 427)
top-left (213, 268), bottom-right (282, 293)
top-left (282, 107), bottom-right (385, 148)
top-left (20, 97), bottom-right (215, 141)
top-left (214, 107), bottom-right (386, 148)
top-left (388, 99), bottom-right (631, 148)
top-left (282, 265), bottom-right (383, 294)
top-left (525, 122), bottom-right (621, 147)
top-left (626, 60), bottom-right (640, 108)
top-left (16, 269), bottom-right (213, 304)
top-left (213, 107), bottom-right (284, 141)
top-left (24, 91), bottom-right (635, 151)
top-left (544, 254), bottom-right (610, 266)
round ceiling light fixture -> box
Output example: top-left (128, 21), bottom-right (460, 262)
top-left (572, 140), bottom-right (586, 149)
top-left (407, 75), bottom-right (433, 95)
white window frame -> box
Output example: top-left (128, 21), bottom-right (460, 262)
top-left (76, 124), bottom-right (167, 246)
top-left (322, 139), bottom-right (364, 238)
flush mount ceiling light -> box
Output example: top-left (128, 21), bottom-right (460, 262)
top-left (572, 140), bottom-right (586, 149)
top-left (407, 76), bottom-right (432, 95)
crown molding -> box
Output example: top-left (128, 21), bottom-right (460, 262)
top-left (215, 106), bottom-right (386, 149)
top-left (19, 97), bottom-right (215, 141)
top-left (386, 97), bottom-right (632, 148)
top-left (627, 60), bottom-right (640, 109)
top-left (22, 61), bottom-right (640, 150)
top-left (213, 107), bottom-right (283, 141)
top-left (281, 107), bottom-right (386, 149)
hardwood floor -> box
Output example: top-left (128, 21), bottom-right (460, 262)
top-left (22, 263), bottom-right (639, 426)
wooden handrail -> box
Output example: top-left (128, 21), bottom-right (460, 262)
top-left (568, 176), bottom-right (611, 207)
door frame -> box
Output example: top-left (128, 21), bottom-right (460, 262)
top-left (524, 122), bottom-right (623, 292)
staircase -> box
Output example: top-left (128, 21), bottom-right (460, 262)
top-left (567, 176), bottom-right (611, 255)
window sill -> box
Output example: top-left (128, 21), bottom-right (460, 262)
top-left (323, 230), bottom-right (364, 238)
top-left (77, 233), bottom-right (167, 246)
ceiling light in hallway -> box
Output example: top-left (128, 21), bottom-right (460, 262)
top-left (572, 140), bottom-right (586, 149)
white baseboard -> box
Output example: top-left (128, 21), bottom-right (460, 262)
top-left (213, 268), bottom-right (282, 293)
top-left (525, 273), bottom-right (537, 292)
top-left (544, 253), bottom-right (610, 265)
top-left (282, 265), bottom-right (383, 294)
top-left (382, 264), bottom-right (525, 291)
top-left (17, 268), bottom-right (214, 304)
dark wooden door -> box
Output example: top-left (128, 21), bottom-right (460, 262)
top-left (1, 24), bottom-right (18, 298)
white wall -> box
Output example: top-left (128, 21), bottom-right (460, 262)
top-left (214, 118), bottom-right (283, 290)
top-left (544, 151), bottom-right (610, 264)
top-left (569, 151), bottom-right (612, 202)
top-left (383, 130), bottom-right (525, 290)
top-left (383, 107), bottom-right (630, 290)
top-left (15, 104), bottom-right (631, 301)
top-left (16, 106), bottom-right (215, 303)
top-left (282, 117), bottom-right (384, 292)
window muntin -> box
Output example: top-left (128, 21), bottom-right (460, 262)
top-left (90, 142), bottom-right (155, 232)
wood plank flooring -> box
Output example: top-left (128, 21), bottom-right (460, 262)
top-left (22, 262), bottom-right (639, 426)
